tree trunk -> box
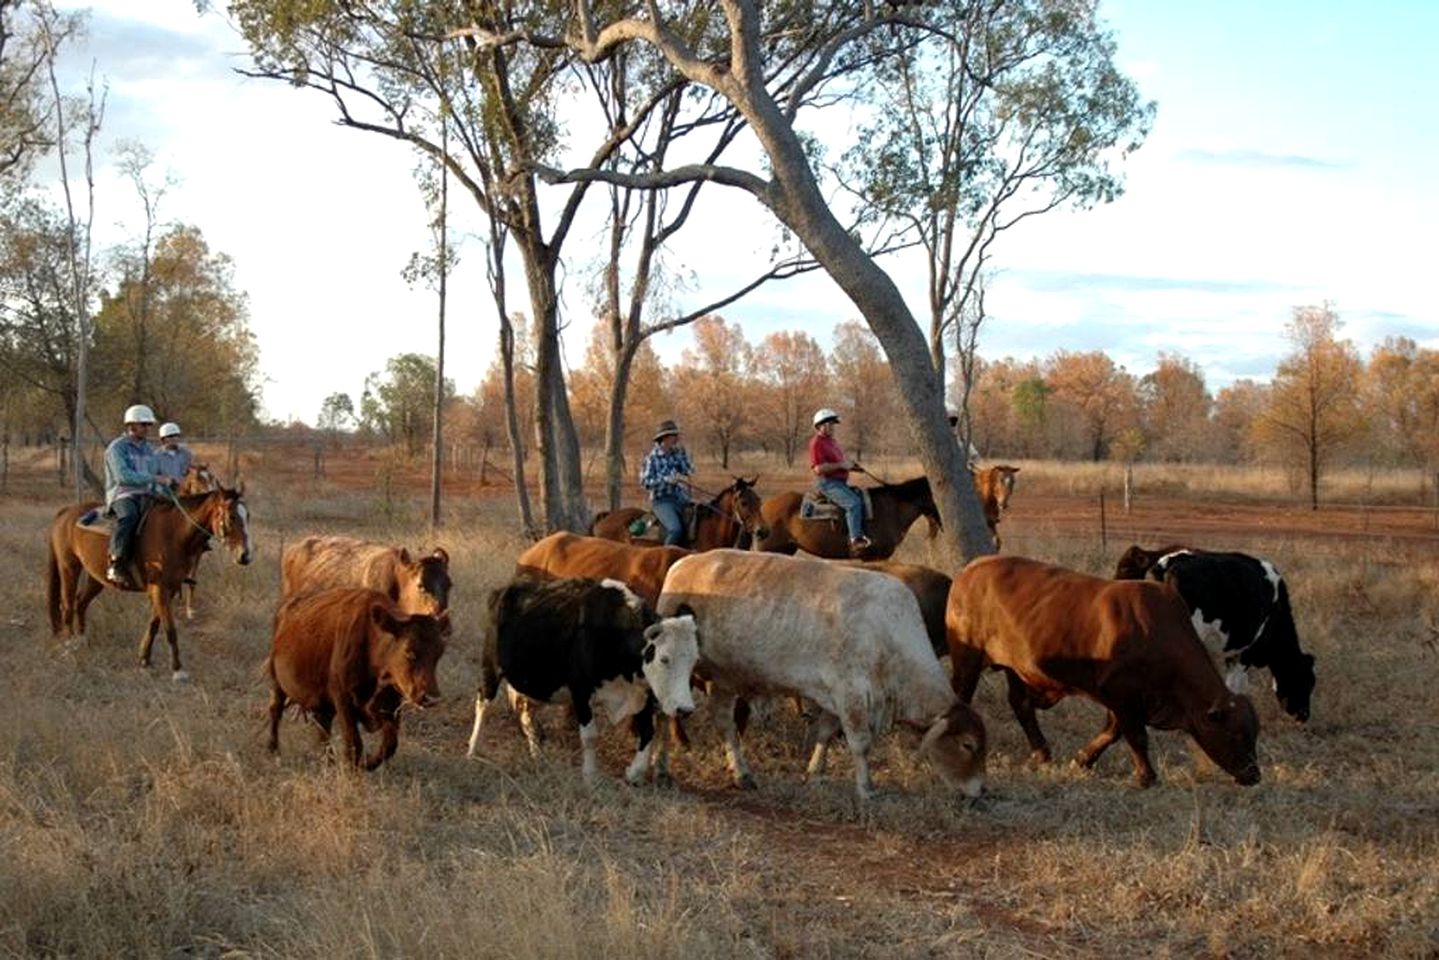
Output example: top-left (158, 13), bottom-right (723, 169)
top-left (496, 314), bottom-right (537, 537)
top-left (604, 342), bottom-right (637, 511)
top-left (738, 87), bottom-right (992, 561)
top-left (523, 250), bottom-right (589, 533)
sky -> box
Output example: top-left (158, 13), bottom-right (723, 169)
top-left (37, 0), bottom-right (1439, 425)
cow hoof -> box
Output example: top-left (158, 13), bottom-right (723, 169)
top-left (1030, 748), bottom-right (1052, 765)
top-left (735, 773), bottom-right (758, 791)
top-left (172, 670), bottom-right (191, 684)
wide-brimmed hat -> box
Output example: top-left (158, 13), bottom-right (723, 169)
top-left (653, 419), bottom-right (681, 442)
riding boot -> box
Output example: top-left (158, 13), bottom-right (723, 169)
top-left (106, 556), bottom-right (133, 588)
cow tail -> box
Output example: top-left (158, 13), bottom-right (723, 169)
top-left (45, 538), bottom-right (62, 635)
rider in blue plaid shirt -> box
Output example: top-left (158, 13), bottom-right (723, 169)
top-left (639, 419), bottom-right (694, 545)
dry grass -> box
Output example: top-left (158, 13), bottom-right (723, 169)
top-left (1, 447), bottom-right (1436, 958)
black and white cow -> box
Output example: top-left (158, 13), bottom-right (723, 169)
top-left (465, 576), bottom-right (700, 783)
top-left (1115, 544), bottom-right (1316, 722)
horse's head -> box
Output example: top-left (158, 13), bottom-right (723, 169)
top-left (727, 475), bottom-right (769, 541)
top-left (991, 466), bottom-right (1020, 513)
top-left (207, 484), bottom-right (253, 565)
top-left (182, 463), bottom-right (219, 496)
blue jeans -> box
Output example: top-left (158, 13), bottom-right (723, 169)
top-left (108, 495), bottom-right (146, 561)
top-left (817, 478), bottom-right (864, 540)
top-left (651, 497), bottom-right (686, 546)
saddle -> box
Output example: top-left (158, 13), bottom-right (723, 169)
top-left (799, 486), bottom-right (873, 522)
top-left (76, 502), bottom-right (157, 586)
top-left (626, 504), bottom-right (700, 545)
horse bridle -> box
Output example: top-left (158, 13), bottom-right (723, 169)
top-left (685, 480), bottom-right (760, 547)
top-left (163, 488), bottom-right (230, 546)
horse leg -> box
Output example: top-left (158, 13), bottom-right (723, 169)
top-left (138, 584), bottom-right (163, 670)
top-left (160, 588), bottom-right (188, 682)
top-left (73, 573), bottom-right (104, 640)
top-left (183, 554), bottom-right (202, 620)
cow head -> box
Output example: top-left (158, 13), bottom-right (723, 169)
top-left (1191, 694), bottom-right (1261, 786)
top-left (920, 701), bottom-right (987, 798)
top-left (369, 603), bottom-right (448, 709)
top-left (640, 604), bottom-right (700, 718)
top-left (395, 547), bottom-right (452, 615)
top-left (1273, 652), bottom-right (1316, 723)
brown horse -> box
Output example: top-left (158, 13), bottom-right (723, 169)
top-left (46, 487), bottom-right (254, 680)
top-left (176, 463), bottom-right (222, 618)
top-left (753, 476), bottom-right (941, 560)
top-left (180, 462), bottom-right (220, 495)
top-left (590, 476), bottom-right (768, 550)
top-left (971, 465), bottom-right (1020, 550)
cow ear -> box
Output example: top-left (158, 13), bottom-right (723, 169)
top-left (431, 547), bottom-right (449, 565)
top-left (370, 602), bottom-right (403, 634)
top-left (398, 547), bottom-right (413, 565)
top-left (643, 622), bottom-right (664, 642)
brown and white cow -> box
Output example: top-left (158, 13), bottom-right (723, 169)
top-left (467, 576), bottom-right (700, 784)
top-left (281, 535), bottom-right (451, 615)
top-left (266, 587), bottom-right (449, 771)
top-left (516, 532), bottom-right (690, 606)
top-left (948, 555), bottom-right (1260, 788)
top-left (657, 550), bottom-right (987, 800)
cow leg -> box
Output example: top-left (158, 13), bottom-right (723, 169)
top-left (1119, 720), bottom-right (1157, 788)
top-left (312, 707), bottom-right (336, 759)
top-left (465, 690), bottom-right (496, 758)
top-left (622, 697), bottom-right (657, 786)
top-left (576, 697), bottom-right (601, 784)
top-left (1005, 670), bottom-right (1052, 764)
top-left (949, 647), bottom-right (986, 704)
top-left (714, 690), bottom-right (756, 790)
top-left (364, 718), bottom-right (399, 771)
top-left (267, 684), bottom-right (287, 753)
top-left (335, 703), bottom-right (365, 767)
top-left (512, 691), bottom-right (543, 758)
top-left (1074, 711), bottom-right (1122, 770)
top-left (838, 706), bottom-right (878, 800)
top-left (804, 711), bottom-right (843, 780)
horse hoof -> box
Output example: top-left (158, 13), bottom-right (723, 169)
top-left (171, 670), bottom-right (191, 684)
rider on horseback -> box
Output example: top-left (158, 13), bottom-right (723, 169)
top-left (154, 421), bottom-right (194, 483)
top-left (639, 419), bottom-right (695, 546)
top-left (104, 404), bottom-right (178, 587)
top-left (809, 408), bottom-right (871, 555)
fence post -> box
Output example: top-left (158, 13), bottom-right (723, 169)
top-left (1123, 463), bottom-right (1133, 514)
top-left (1099, 489), bottom-right (1108, 551)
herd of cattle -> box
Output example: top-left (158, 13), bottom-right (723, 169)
top-left (258, 515), bottom-right (1316, 799)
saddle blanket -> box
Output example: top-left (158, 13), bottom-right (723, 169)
top-left (627, 506), bottom-right (699, 543)
top-left (800, 487), bottom-right (873, 522)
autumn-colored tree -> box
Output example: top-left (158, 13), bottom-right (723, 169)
top-left (1137, 352), bottom-right (1215, 462)
top-left (1364, 336), bottom-right (1439, 483)
top-left (831, 321), bottom-right (900, 462)
top-left (1253, 303), bottom-right (1364, 509)
top-left (672, 315), bottom-right (751, 469)
top-left (1045, 350), bottom-right (1137, 461)
top-left (754, 330), bottom-right (829, 466)
top-left (1213, 380), bottom-right (1267, 464)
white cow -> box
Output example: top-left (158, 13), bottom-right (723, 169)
top-left (656, 550), bottom-right (987, 800)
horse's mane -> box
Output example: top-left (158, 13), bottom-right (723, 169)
top-left (873, 475), bottom-right (931, 500)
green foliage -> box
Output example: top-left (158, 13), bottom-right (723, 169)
top-left (359, 351), bottom-right (453, 457)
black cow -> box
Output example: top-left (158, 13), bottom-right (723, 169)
top-left (464, 576), bottom-right (700, 783)
top-left (1115, 545), bottom-right (1315, 722)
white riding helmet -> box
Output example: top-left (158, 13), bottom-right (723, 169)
top-left (159, 422), bottom-right (182, 439)
top-left (123, 404), bottom-right (157, 425)
top-left (812, 408), bottom-right (841, 428)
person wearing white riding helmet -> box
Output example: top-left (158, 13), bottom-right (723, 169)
top-left (808, 408), bottom-right (870, 554)
top-left (154, 422), bottom-right (194, 484)
top-left (103, 404), bottom-right (177, 586)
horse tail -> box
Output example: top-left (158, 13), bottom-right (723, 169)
top-left (45, 535), bottom-right (63, 635)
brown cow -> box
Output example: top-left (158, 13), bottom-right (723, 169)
top-left (281, 535), bottom-right (451, 614)
top-left (516, 532), bottom-right (690, 606)
top-left (842, 560), bottom-right (951, 658)
top-left (267, 588), bottom-right (448, 770)
top-left (947, 555), bottom-right (1260, 788)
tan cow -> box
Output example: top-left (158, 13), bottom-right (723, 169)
top-left (281, 535), bottom-right (451, 615)
top-left (516, 532), bottom-right (690, 606)
top-left (947, 555), bottom-right (1260, 788)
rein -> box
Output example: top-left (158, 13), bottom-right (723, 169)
top-left (680, 480), bottom-right (754, 545)
top-left (161, 488), bottom-right (221, 545)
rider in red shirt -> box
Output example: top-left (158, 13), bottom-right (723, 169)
top-left (808, 408), bottom-right (870, 554)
